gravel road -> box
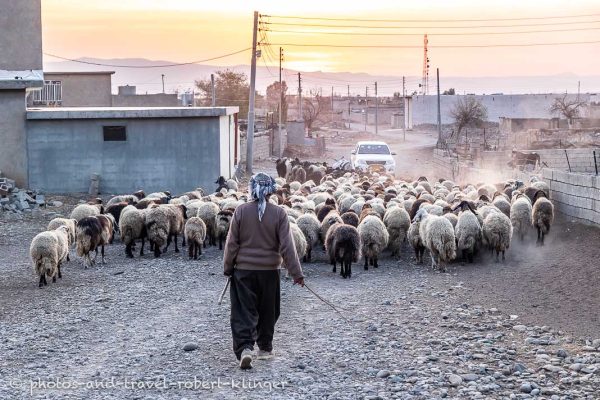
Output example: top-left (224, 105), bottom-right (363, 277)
top-left (1, 200), bottom-right (600, 399)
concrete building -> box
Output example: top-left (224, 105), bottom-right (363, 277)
top-left (0, 0), bottom-right (44, 187)
top-left (410, 93), bottom-right (592, 125)
top-left (30, 71), bottom-right (114, 107)
top-left (112, 85), bottom-right (179, 107)
top-left (0, 0), bottom-right (239, 194)
top-left (26, 107), bottom-right (238, 194)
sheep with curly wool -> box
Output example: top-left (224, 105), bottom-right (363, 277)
top-left (47, 218), bottom-right (76, 260)
top-left (30, 226), bottom-right (70, 287)
top-left (416, 209), bottom-right (456, 271)
top-left (162, 204), bottom-right (187, 253)
top-left (296, 213), bottom-right (320, 262)
top-left (320, 211), bottom-right (343, 246)
top-left (453, 201), bottom-right (482, 263)
top-left (482, 210), bottom-right (513, 261)
top-left (145, 206), bottom-right (171, 258)
top-left (325, 223), bottom-right (361, 278)
top-left (357, 215), bottom-right (389, 270)
top-left (510, 194), bottom-right (532, 241)
top-left (492, 195), bottom-right (511, 217)
top-left (192, 201), bottom-right (220, 247)
top-left (532, 190), bottom-right (554, 245)
top-left (407, 217), bottom-right (425, 263)
top-left (341, 211), bottom-right (360, 227)
top-left (185, 217), bottom-right (207, 260)
top-left (76, 216), bottom-right (107, 267)
top-left (70, 203), bottom-right (104, 222)
top-left (290, 221), bottom-right (308, 262)
top-left (383, 206), bottom-right (410, 256)
top-left (215, 209), bottom-right (234, 250)
top-left (119, 205), bottom-right (147, 258)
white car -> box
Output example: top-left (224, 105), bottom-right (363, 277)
top-left (351, 141), bottom-right (397, 175)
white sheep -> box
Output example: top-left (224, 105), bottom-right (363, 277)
top-left (453, 202), bottom-right (482, 263)
top-left (119, 205), bottom-right (147, 258)
top-left (296, 213), bottom-right (321, 262)
top-left (357, 215), bottom-right (389, 270)
top-left (416, 209), bottom-right (456, 272)
top-left (185, 217), bottom-right (207, 260)
top-left (30, 226), bottom-right (70, 287)
top-left (70, 203), bottom-right (103, 222)
top-left (482, 210), bottom-right (513, 261)
top-left (383, 206), bottom-right (410, 257)
top-left (510, 194), bottom-right (532, 241)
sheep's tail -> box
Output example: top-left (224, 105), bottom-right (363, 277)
top-left (121, 225), bottom-right (133, 244)
top-left (76, 232), bottom-right (91, 257)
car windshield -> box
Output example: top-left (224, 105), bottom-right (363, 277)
top-left (358, 144), bottom-right (390, 155)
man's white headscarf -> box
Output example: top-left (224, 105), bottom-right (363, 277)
top-left (249, 173), bottom-right (276, 221)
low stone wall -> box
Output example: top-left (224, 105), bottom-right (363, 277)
top-left (542, 169), bottom-right (600, 225)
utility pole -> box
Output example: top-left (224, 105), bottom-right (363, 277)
top-left (402, 76), bottom-right (406, 141)
top-left (347, 85), bottom-right (350, 129)
top-left (246, 10), bottom-right (259, 174)
top-left (298, 72), bottom-right (303, 121)
top-left (278, 47), bottom-right (283, 157)
top-left (331, 86), bottom-right (334, 127)
top-left (436, 68), bottom-right (442, 144)
top-left (374, 81), bottom-right (378, 135)
top-left (161, 74), bottom-right (165, 94)
top-left (210, 73), bottom-right (216, 106)
top-left (365, 86), bottom-right (368, 132)
top-left (577, 80), bottom-right (581, 101)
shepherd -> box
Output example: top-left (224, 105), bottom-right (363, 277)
top-left (223, 172), bottom-right (304, 370)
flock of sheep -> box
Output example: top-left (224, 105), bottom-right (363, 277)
top-left (29, 167), bottom-right (555, 287)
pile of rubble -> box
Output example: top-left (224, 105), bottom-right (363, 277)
top-left (0, 175), bottom-right (61, 215)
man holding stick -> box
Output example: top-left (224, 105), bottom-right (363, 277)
top-left (223, 173), bottom-right (304, 370)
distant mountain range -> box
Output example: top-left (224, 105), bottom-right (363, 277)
top-left (44, 58), bottom-right (600, 97)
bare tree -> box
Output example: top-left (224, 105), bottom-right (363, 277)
top-left (302, 89), bottom-right (330, 132)
top-left (450, 97), bottom-right (488, 135)
top-left (550, 93), bottom-right (586, 123)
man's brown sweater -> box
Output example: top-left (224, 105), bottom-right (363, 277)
top-left (223, 201), bottom-right (303, 279)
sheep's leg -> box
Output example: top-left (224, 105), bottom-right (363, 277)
top-left (67, 253), bottom-right (70, 262)
top-left (430, 252), bottom-right (436, 269)
top-left (154, 241), bottom-right (161, 258)
top-left (163, 235), bottom-right (171, 253)
top-left (198, 241), bottom-right (203, 256)
top-left (38, 274), bottom-right (45, 288)
top-left (126, 242), bottom-right (134, 258)
top-left (541, 232), bottom-right (545, 246)
top-left (307, 246), bottom-right (312, 262)
top-left (219, 235), bottom-right (223, 251)
top-left (502, 250), bottom-right (506, 261)
top-left (140, 238), bottom-right (145, 256)
top-left (364, 257), bottom-right (369, 271)
top-left (374, 257), bottom-right (378, 269)
top-left (174, 235), bottom-right (180, 253)
top-left (332, 261), bottom-right (336, 273)
top-left (52, 273), bottom-right (57, 283)
top-left (182, 235), bottom-right (186, 247)
top-left (347, 261), bottom-right (352, 278)
top-left (100, 245), bottom-right (106, 264)
top-left (495, 250), bottom-right (500, 262)
top-left (188, 241), bottom-right (194, 259)
top-left (58, 264), bottom-right (62, 279)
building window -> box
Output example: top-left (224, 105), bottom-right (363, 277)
top-left (103, 126), bottom-right (127, 141)
top-left (31, 80), bottom-right (62, 106)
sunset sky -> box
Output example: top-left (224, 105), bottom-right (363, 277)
top-left (42, 0), bottom-right (600, 79)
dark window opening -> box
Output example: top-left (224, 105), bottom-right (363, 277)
top-left (103, 126), bottom-right (127, 141)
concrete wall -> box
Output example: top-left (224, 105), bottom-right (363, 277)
top-left (412, 94), bottom-right (591, 125)
top-left (0, 90), bottom-right (28, 186)
top-left (240, 132), bottom-right (272, 161)
top-left (521, 148), bottom-right (600, 173)
top-left (542, 169), bottom-right (600, 225)
top-left (0, 1), bottom-right (42, 71)
top-left (43, 73), bottom-right (113, 107)
top-left (26, 117), bottom-right (226, 194)
top-left (112, 93), bottom-right (179, 107)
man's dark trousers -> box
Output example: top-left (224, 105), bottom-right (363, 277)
top-left (230, 269), bottom-right (281, 359)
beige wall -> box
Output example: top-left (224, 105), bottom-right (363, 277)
top-left (44, 73), bottom-right (113, 107)
top-left (0, 1), bottom-right (42, 71)
top-left (111, 93), bottom-right (179, 107)
top-left (0, 91), bottom-right (28, 186)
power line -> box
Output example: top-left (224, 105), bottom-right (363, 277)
top-left (263, 26), bottom-right (600, 36)
top-left (262, 12), bottom-right (600, 22)
top-left (267, 40), bottom-right (600, 49)
top-left (43, 48), bottom-right (251, 68)
top-left (263, 19), bottom-right (600, 29)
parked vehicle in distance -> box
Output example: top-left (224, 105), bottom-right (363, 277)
top-left (350, 141), bottom-right (397, 175)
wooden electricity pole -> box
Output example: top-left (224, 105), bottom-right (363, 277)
top-left (246, 11), bottom-right (259, 174)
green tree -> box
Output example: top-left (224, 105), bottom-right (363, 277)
top-left (266, 80), bottom-right (288, 123)
top-left (196, 70), bottom-right (250, 117)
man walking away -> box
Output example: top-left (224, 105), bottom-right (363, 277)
top-left (223, 173), bottom-right (304, 369)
